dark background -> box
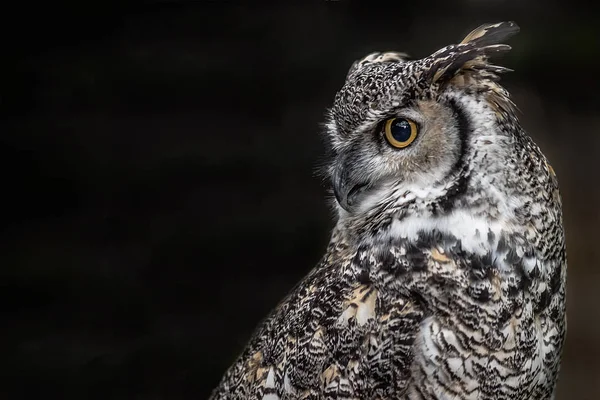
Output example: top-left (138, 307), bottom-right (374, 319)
top-left (2, 1), bottom-right (599, 398)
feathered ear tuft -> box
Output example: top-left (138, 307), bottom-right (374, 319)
top-left (459, 21), bottom-right (520, 47)
top-left (425, 21), bottom-right (520, 87)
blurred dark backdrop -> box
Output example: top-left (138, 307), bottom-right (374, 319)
top-left (1, 1), bottom-right (599, 399)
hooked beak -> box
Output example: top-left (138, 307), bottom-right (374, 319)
top-left (333, 167), bottom-right (369, 212)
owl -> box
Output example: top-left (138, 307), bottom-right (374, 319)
top-left (209, 22), bottom-right (566, 400)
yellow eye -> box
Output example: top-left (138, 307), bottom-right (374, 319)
top-left (384, 117), bottom-right (418, 148)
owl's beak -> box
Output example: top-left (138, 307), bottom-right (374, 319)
top-left (333, 168), bottom-right (369, 212)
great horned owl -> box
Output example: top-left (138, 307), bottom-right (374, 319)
top-left (210, 22), bottom-right (566, 400)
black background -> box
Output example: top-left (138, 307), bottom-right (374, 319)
top-left (2, 1), bottom-right (599, 398)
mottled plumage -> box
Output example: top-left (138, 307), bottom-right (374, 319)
top-left (210, 22), bottom-right (567, 400)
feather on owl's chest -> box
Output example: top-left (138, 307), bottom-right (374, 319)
top-left (353, 214), bottom-right (566, 399)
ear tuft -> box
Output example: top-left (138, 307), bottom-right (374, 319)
top-left (425, 21), bottom-right (520, 86)
top-left (460, 21), bottom-right (520, 47)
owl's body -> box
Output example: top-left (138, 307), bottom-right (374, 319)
top-left (210, 22), bottom-right (566, 400)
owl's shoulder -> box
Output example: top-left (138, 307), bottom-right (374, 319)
top-left (210, 235), bottom-right (427, 399)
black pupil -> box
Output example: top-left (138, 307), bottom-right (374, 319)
top-left (391, 119), bottom-right (412, 142)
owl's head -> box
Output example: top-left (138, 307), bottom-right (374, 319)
top-left (324, 22), bottom-right (526, 224)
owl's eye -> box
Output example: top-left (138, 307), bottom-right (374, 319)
top-left (384, 118), bottom-right (418, 148)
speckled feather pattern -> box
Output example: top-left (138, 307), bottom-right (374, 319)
top-left (210, 22), bottom-right (566, 400)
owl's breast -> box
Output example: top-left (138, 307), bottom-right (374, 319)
top-left (363, 224), bottom-right (566, 400)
